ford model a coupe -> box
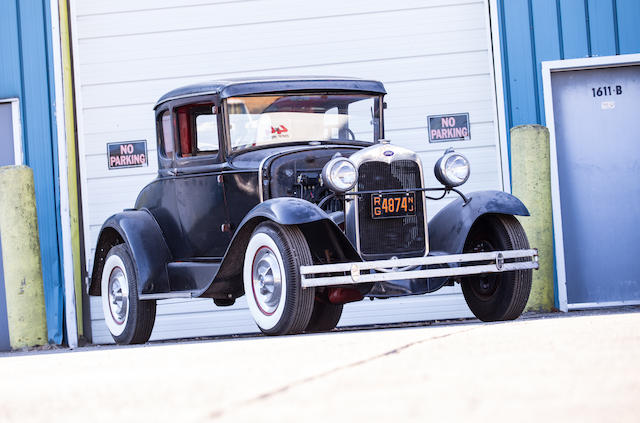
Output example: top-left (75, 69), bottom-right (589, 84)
top-left (90, 77), bottom-right (538, 344)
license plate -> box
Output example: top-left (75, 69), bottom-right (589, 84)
top-left (371, 192), bottom-right (416, 219)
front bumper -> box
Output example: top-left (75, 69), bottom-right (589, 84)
top-left (300, 249), bottom-right (538, 288)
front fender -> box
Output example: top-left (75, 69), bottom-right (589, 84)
top-left (204, 198), bottom-right (359, 297)
top-left (239, 197), bottom-right (333, 226)
top-left (89, 209), bottom-right (172, 296)
top-left (428, 190), bottom-right (529, 254)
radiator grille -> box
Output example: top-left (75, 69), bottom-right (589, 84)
top-left (357, 160), bottom-right (426, 260)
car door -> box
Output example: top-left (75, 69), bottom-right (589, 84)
top-left (173, 99), bottom-right (231, 259)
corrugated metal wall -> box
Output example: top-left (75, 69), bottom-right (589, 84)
top-left (497, 0), bottom-right (640, 131)
top-left (0, 0), bottom-right (64, 343)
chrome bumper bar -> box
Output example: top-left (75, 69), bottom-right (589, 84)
top-left (300, 249), bottom-right (538, 288)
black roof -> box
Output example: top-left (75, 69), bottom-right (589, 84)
top-left (154, 76), bottom-right (386, 108)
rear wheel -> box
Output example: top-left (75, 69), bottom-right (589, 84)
top-left (461, 214), bottom-right (532, 322)
top-left (101, 244), bottom-right (156, 344)
top-left (243, 222), bottom-right (315, 335)
top-left (305, 300), bottom-right (343, 332)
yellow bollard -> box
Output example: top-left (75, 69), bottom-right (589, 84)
top-left (0, 165), bottom-right (48, 348)
top-left (510, 125), bottom-right (555, 312)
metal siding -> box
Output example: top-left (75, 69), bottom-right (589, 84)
top-left (586, 0), bottom-right (617, 56)
top-left (615, 0), bottom-right (640, 54)
top-left (500, 0), bottom-right (538, 129)
top-left (530, 0), bottom-right (562, 126)
top-left (558, 0), bottom-right (589, 58)
top-left (498, 0), bottom-right (640, 136)
top-left (72, 0), bottom-right (503, 343)
top-left (0, 231), bottom-right (10, 351)
top-left (0, 0), bottom-right (64, 343)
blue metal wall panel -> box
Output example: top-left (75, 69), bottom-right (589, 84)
top-left (531, 0), bottom-right (562, 126)
top-left (587, 0), bottom-right (617, 56)
top-left (616, 0), bottom-right (640, 54)
top-left (0, 219), bottom-right (11, 352)
top-left (558, 0), bottom-right (589, 58)
top-left (497, 0), bottom-right (640, 135)
top-left (0, 0), bottom-right (64, 344)
top-left (501, 0), bottom-right (538, 131)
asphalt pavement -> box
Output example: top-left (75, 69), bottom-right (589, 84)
top-left (0, 308), bottom-right (638, 422)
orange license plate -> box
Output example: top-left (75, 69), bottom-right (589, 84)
top-left (371, 192), bottom-right (416, 219)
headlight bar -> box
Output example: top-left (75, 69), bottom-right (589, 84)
top-left (342, 186), bottom-right (471, 204)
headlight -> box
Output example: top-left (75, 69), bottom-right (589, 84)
top-left (434, 149), bottom-right (470, 187)
top-left (322, 157), bottom-right (357, 192)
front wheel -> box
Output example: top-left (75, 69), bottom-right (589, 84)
top-left (243, 222), bottom-right (315, 335)
top-left (461, 214), bottom-right (532, 322)
top-left (101, 244), bottom-right (156, 344)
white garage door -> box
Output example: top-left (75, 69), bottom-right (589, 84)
top-left (71, 0), bottom-right (504, 343)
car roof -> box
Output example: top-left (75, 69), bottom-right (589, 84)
top-left (154, 76), bottom-right (386, 109)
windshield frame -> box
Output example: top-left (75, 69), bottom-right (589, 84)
top-left (222, 91), bottom-right (385, 158)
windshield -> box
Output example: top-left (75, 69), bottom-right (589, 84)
top-left (226, 93), bottom-right (381, 151)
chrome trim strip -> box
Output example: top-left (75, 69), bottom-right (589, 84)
top-left (299, 249), bottom-right (538, 288)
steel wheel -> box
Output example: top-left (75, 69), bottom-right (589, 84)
top-left (251, 246), bottom-right (283, 315)
top-left (100, 244), bottom-right (156, 344)
top-left (107, 265), bottom-right (129, 327)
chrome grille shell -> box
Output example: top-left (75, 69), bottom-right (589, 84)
top-left (345, 143), bottom-right (429, 260)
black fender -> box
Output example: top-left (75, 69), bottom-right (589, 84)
top-left (89, 209), bottom-right (172, 296)
top-left (201, 198), bottom-right (360, 297)
top-left (428, 190), bottom-right (530, 255)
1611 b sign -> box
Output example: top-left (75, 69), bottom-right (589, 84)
top-left (107, 140), bottom-right (148, 169)
top-left (428, 113), bottom-right (470, 143)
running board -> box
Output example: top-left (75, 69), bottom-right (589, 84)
top-left (300, 249), bottom-right (538, 288)
top-left (139, 290), bottom-right (199, 300)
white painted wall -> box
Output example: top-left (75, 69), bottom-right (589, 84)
top-left (71, 0), bottom-right (501, 343)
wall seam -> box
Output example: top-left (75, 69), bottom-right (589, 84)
top-left (612, 0), bottom-right (620, 55)
top-left (527, 0), bottom-right (541, 123)
top-left (497, 0), bottom-right (512, 132)
top-left (584, 0), bottom-right (592, 56)
top-left (556, 0), bottom-right (565, 59)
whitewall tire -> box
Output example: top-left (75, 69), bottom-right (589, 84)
top-left (243, 222), bottom-right (315, 335)
top-left (100, 244), bottom-right (156, 344)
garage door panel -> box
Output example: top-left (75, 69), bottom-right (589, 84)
top-left (79, 28), bottom-right (488, 86)
top-left (79, 51), bottom-right (492, 111)
top-left (77, 0), bottom-right (482, 40)
top-left (89, 291), bottom-right (472, 345)
top-left (83, 131), bottom-right (156, 155)
top-left (77, 0), bottom-right (256, 17)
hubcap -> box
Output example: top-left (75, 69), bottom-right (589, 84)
top-left (252, 247), bottom-right (282, 315)
top-left (108, 267), bottom-right (128, 324)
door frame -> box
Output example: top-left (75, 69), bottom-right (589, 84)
top-left (541, 53), bottom-right (640, 312)
top-left (0, 98), bottom-right (24, 165)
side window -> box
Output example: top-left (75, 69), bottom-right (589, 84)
top-left (176, 103), bottom-right (219, 157)
top-left (161, 111), bottom-right (174, 159)
top-left (195, 114), bottom-right (219, 153)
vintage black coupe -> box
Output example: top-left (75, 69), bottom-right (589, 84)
top-left (89, 77), bottom-right (538, 344)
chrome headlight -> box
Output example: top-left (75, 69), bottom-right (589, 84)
top-left (434, 149), bottom-right (470, 187)
top-left (322, 157), bottom-right (357, 192)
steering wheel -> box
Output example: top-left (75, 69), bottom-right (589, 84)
top-left (345, 128), bottom-right (356, 141)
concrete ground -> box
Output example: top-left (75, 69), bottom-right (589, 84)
top-left (0, 308), bottom-right (638, 422)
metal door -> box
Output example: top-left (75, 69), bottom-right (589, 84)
top-left (550, 64), bottom-right (640, 306)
